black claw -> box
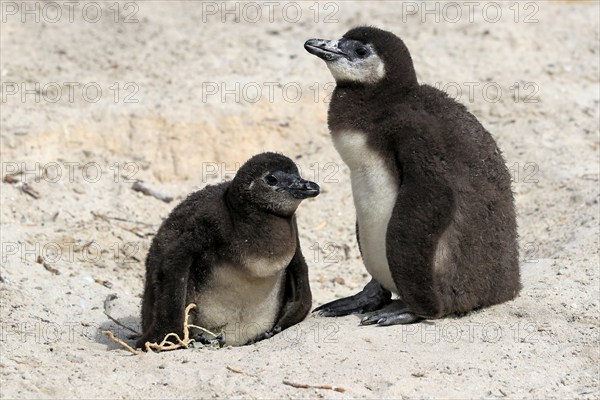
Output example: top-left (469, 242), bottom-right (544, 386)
top-left (315, 308), bottom-right (350, 317)
top-left (215, 334), bottom-right (225, 346)
top-left (359, 299), bottom-right (421, 326)
top-left (245, 326), bottom-right (283, 345)
top-left (378, 313), bottom-right (420, 326)
top-left (359, 315), bottom-right (378, 325)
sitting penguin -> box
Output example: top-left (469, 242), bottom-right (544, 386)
top-left (136, 152), bottom-right (319, 347)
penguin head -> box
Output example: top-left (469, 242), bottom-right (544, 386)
top-left (304, 26), bottom-right (417, 88)
top-left (231, 152), bottom-right (320, 217)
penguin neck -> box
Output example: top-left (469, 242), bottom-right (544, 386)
top-left (328, 79), bottom-right (418, 132)
top-left (225, 186), bottom-right (295, 228)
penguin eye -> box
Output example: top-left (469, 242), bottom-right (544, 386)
top-left (355, 47), bottom-right (368, 57)
top-left (264, 175), bottom-right (278, 185)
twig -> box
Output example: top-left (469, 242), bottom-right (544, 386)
top-left (226, 365), bottom-right (258, 377)
top-left (226, 366), bottom-right (244, 374)
top-left (91, 211), bottom-right (155, 227)
top-left (103, 294), bottom-right (139, 335)
top-left (283, 380), bottom-right (346, 393)
top-left (132, 181), bottom-right (173, 203)
top-left (3, 175), bottom-right (19, 183)
top-left (4, 175), bottom-right (40, 199)
top-left (103, 330), bottom-right (142, 355)
top-left (36, 256), bottom-right (59, 275)
top-left (92, 214), bottom-right (150, 240)
top-left (95, 278), bottom-right (113, 288)
top-left (121, 226), bottom-right (146, 238)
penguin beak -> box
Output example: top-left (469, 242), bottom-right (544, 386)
top-left (285, 176), bottom-right (320, 199)
top-left (266, 171), bottom-right (320, 199)
top-left (304, 39), bottom-right (348, 61)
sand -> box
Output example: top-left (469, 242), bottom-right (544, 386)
top-left (0, 1), bottom-right (598, 398)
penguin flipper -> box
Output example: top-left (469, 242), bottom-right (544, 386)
top-left (272, 228), bottom-right (313, 332)
top-left (386, 172), bottom-right (454, 319)
top-left (313, 279), bottom-right (392, 317)
top-left (136, 235), bottom-right (197, 349)
top-left (360, 299), bottom-right (421, 325)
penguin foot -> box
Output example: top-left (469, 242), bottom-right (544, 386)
top-left (360, 300), bottom-right (421, 326)
top-left (192, 332), bottom-right (225, 347)
top-left (246, 326), bottom-right (282, 345)
top-left (313, 279), bottom-right (392, 317)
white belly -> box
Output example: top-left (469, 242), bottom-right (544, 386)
top-left (190, 263), bottom-right (284, 346)
top-left (333, 130), bottom-right (399, 294)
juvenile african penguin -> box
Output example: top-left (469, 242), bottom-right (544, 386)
top-left (136, 152), bottom-right (319, 347)
top-left (304, 26), bottom-right (520, 325)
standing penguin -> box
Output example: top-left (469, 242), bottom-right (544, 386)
top-left (136, 152), bottom-right (319, 347)
top-left (304, 26), bottom-right (520, 325)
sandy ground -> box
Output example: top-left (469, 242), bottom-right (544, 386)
top-left (0, 1), bottom-right (598, 398)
